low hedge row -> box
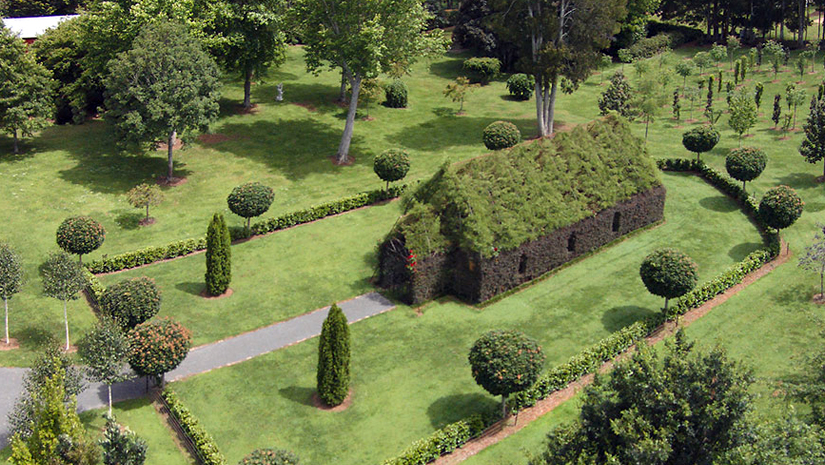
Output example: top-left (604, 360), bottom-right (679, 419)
top-left (162, 389), bottom-right (226, 465)
top-left (84, 269), bottom-right (105, 307)
top-left (86, 186), bottom-right (405, 274)
top-left (381, 159), bottom-right (780, 464)
top-left (381, 414), bottom-right (489, 465)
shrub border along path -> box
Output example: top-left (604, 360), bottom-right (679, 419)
top-left (430, 242), bottom-right (789, 465)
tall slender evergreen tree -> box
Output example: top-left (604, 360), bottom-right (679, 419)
top-left (316, 304), bottom-right (350, 406)
top-left (800, 98), bottom-right (825, 177)
top-left (205, 213), bottom-right (231, 296)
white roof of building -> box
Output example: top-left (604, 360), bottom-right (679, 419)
top-left (1, 15), bottom-right (78, 39)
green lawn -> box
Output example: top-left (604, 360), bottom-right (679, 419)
top-left (169, 172), bottom-right (763, 465)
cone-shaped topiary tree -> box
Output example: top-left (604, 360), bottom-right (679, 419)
top-left (316, 304), bottom-right (350, 406)
top-left (640, 248), bottom-right (698, 311)
top-left (205, 213), bottom-right (231, 296)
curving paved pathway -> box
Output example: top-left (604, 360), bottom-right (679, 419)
top-left (0, 292), bottom-right (395, 448)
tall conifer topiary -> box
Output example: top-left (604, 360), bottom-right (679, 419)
top-left (205, 213), bottom-right (231, 296)
top-left (316, 304), bottom-right (350, 406)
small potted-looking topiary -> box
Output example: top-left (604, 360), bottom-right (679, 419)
top-left (483, 121), bottom-right (521, 150)
top-left (227, 182), bottom-right (275, 232)
top-left (725, 147), bottom-right (767, 192)
top-left (682, 125), bottom-right (720, 161)
top-left (506, 74), bottom-right (535, 100)
top-left (373, 149), bottom-right (410, 190)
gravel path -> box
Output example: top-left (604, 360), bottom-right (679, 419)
top-left (0, 292), bottom-right (395, 448)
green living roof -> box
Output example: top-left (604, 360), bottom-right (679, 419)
top-left (397, 115), bottom-right (662, 257)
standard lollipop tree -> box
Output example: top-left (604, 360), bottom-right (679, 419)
top-left (640, 248), bottom-right (698, 312)
top-left (227, 182), bottom-right (275, 233)
top-left (759, 185), bottom-right (804, 254)
top-left (682, 126), bottom-right (720, 162)
top-left (725, 147), bottom-right (767, 192)
top-left (56, 216), bottom-right (105, 263)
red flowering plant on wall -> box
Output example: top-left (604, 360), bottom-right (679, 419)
top-left (406, 249), bottom-right (418, 274)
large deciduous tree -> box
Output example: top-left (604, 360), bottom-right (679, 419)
top-left (104, 21), bottom-right (221, 182)
top-left (0, 243), bottom-right (22, 345)
top-left (292, 0), bottom-right (447, 164)
top-left (0, 26), bottom-right (54, 155)
top-left (213, 0), bottom-right (288, 109)
top-left (494, 0), bottom-right (626, 137)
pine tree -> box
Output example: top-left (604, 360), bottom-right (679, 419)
top-left (773, 94), bottom-right (782, 129)
top-left (800, 98), bottom-right (825, 177)
top-left (316, 304), bottom-right (350, 406)
top-left (205, 213), bottom-right (231, 296)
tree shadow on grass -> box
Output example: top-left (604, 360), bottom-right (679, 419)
top-left (279, 385), bottom-right (315, 407)
top-left (115, 211), bottom-right (143, 230)
top-left (390, 115), bottom-right (537, 152)
top-left (699, 195), bottom-right (739, 213)
top-left (215, 119), bottom-right (368, 182)
top-left (14, 325), bottom-right (53, 351)
top-left (175, 282), bottom-right (204, 297)
top-left (774, 171), bottom-right (821, 191)
top-left (428, 57), bottom-right (467, 81)
top-left (602, 306), bottom-right (656, 333)
top-left (774, 282), bottom-right (812, 307)
top-left (427, 393), bottom-right (497, 429)
top-left (728, 242), bottom-right (764, 261)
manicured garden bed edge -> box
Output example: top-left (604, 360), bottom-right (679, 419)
top-left (379, 158), bottom-right (780, 465)
top-left (85, 185), bottom-right (405, 274)
top-left (161, 388), bottom-right (227, 465)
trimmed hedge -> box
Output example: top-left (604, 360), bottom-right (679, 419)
top-left (86, 186), bottom-right (405, 274)
top-left (381, 158), bottom-right (780, 464)
top-left (462, 57), bottom-right (500, 84)
top-left (162, 389), bottom-right (226, 465)
top-left (619, 33), bottom-right (672, 62)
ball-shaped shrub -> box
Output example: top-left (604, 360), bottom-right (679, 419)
top-left (383, 79), bottom-right (408, 108)
top-left (640, 248), bottom-right (698, 310)
top-left (463, 57), bottom-right (501, 84)
top-left (128, 317), bottom-right (192, 379)
top-left (227, 182), bottom-right (275, 229)
top-left (725, 147), bottom-right (767, 189)
top-left (506, 74), bottom-right (535, 100)
top-left (56, 216), bottom-right (105, 259)
top-left (682, 126), bottom-right (720, 161)
top-left (239, 449), bottom-right (300, 465)
top-left (483, 121), bottom-right (521, 150)
top-left (373, 149), bottom-right (410, 188)
top-left (759, 185), bottom-right (804, 230)
top-left (469, 330), bottom-right (545, 405)
top-left (99, 277), bottom-right (161, 330)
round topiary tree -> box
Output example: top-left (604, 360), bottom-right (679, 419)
top-left (725, 147), bottom-right (767, 192)
top-left (506, 74), bottom-right (535, 100)
top-left (483, 121), bottom-right (521, 150)
top-left (682, 126), bottom-right (720, 162)
top-left (383, 79), bottom-right (408, 108)
top-left (239, 448), bottom-right (300, 465)
top-left (99, 277), bottom-right (161, 331)
top-left (317, 304), bottom-right (350, 407)
top-left (56, 216), bottom-right (105, 263)
top-left (640, 248), bottom-right (699, 311)
top-left (759, 185), bottom-right (804, 253)
top-left (468, 330), bottom-right (545, 418)
top-left (373, 149), bottom-right (410, 190)
top-left (205, 213), bottom-right (232, 296)
top-left (127, 317), bottom-right (191, 386)
top-left (227, 182), bottom-right (275, 231)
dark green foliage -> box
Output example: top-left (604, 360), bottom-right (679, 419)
top-left (127, 317), bottom-right (192, 380)
top-left (598, 72), bottom-right (633, 117)
top-left (462, 57), bottom-right (500, 84)
top-left (100, 415), bottom-right (147, 465)
top-left (383, 414), bottom-right (489, 465)
top-left (205, 213), bottom-right (231, 296)
top-left (0, 242), bottom-right (22, 343)
top-left (469, 330), bottom-right (544, 416)
top-left (531, 332), bottom-right (754, 465)
top-left (399, 115), bottom-right (661, 257)
top-left (726, 147), bottom-right (767, 190)
top-left (639, 248), bottom-right (698, 309)
top-left (78, 319), bottom-right (132, 413)
top-left (239, 448), bottom-right (300, 465)
top-left (481, 121), bottom-right (520, 150)
top-left (316, 304), bottom-right (351, 406)
top-left (227, 182), bottom-right (275, 230)
top-left (759, 185), bottom-right (804, 231)
top-left (505, 73), bottom-right (534, 100)
top-left (800, 98), bottom-right (825, 177)
top-left (373, 149), bottom-right (411, 188)
top-left (727, 415), bottom-right (825, 464)
top-left (383, 79), bottom-right (408, 108)
top-left (773, 94), bottom-right (782, 128)
top-left (734, 60), bottom-right (741, 84)
top-left (56, 216), bottom-right (105, 260)
top-left (619, 34), bottom-right (672, 62)
top-left (99, 277), bottom-right (161, 330)
top-left (755, 82), bottom-right (764, 108)
top-left (681, 125), bottom-right (720, 161)
top-left (672, 90), bottom-right (680, 120)
top-left (42, 252), bottom-right (87, 302)
top-left (1, 0), bottom-right (82, 17)
top-left (162, 389), bottom-right (226, 465)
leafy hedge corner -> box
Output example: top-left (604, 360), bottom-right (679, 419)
top-left (85, 186), bottom-right (406, 274)
top-left (382, 414), bottom-right (490, 465)
top-left (83, 269), bottom-right (105, 307)
top-left (162, 389), bottom-right (226, 465)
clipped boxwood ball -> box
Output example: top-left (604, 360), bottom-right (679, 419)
top-left (483, 121), bottom-right (521, 150)
top-left (228, 182), bottom-right (275, 224)
top-left (56, 216), bottom-right (106, 258)
top-left (506, 74), bottom-right (535, 100)
top-left (383, 79), bottom-right (408, 108)
top-left (239, 448), bottom-right (300, 465)
top-left (373, 149), bottom-right (410, 186)
top-left (725, 147), bottom-right (767, 185)
top-left (759, 185), bottom-right (804, 230)
top-left (128, 317), bottom-right (192, 378)
top-left (639, 248), bottom-right (698, 300)
top-left (100, 276), bottom-right (161, 330)
top-left (682, 125), bottom-right (720, 159)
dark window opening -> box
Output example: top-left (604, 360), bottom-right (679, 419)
top-left (612, 211), bottom-right (621, 232)
top-left (518, 254), bottom-right (528, 274)
top-left (567, 233), bottom-right (576, 253)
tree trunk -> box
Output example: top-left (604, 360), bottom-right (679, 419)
top-left (338, 73), bottom-right (347, 103)
top-left (243, 69), bottom-right (253, 109)
top-left (167, 129), bottom-right (176, 182)
top-left (4, 297), bottom-right (8, 344)
top-left (645, 117), bottom-right (650, 140)
top-left (108, 384), bottom-right (113, 416)
top-left (63, 300), bottom-right (70, 351)
top-left (12, 129), bottom-right (18, 155)
top-left (335, 74), bottom-right (362, 164)
top-left (534, 80), bottom-right (547, 136)
top-left (800, 0), bottom-right (808, 48)
top-left (246, 217), bottom-right (251, 231)
top-left (546, 79), bottom-right (558, 135)
top-left (145, 205), bottom-right (150, 221)
top-left (781, 0), bottom-right (787, 41)
top-left (664, 297), bottom-right (669, 311)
